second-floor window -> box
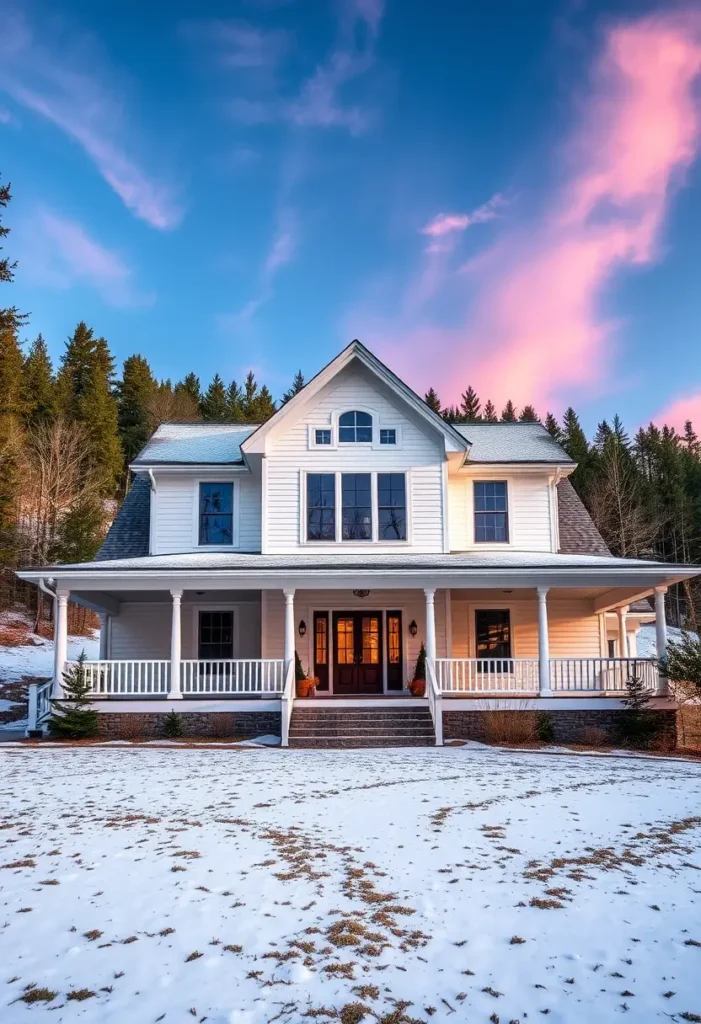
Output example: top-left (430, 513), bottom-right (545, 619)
top-left (199, 482), bottom-right (234, 545)
top-left (474, 481), bottom-right (508, 543)
top-left (378, 473), bottom-right (406, 540)
top-left (305, 472), bottom-right (408, 542)
top-left (307, 473), bottom-right (336, 540)
top-left (339, 410), bottom-right (373, 443)
top-left (342, 473), bottom-right (372, 540)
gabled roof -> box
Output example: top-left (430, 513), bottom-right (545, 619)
top-left (556, 479), bottom-right (609, 556)
top-left (95, 475), bottom-right (152, 560)
top-left (132, 423), bottom-right (257, 467)
top-left (241, 339), bottom-right (470, 456)
top-left (454, 422), bottom-right (573, 464)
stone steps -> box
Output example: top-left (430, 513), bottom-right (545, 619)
top-left (288, 706), bottom-right (436, 748)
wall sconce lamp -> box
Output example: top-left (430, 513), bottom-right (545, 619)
top-left (298, 620), bottom-right (307, 638)
top-left (408, 619), bottom-right (418, 637)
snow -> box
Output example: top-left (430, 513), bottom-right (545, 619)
top-left (637, 623), bottom-right (699, 658)
top-left (1, 746), bottom-right (700, 1022)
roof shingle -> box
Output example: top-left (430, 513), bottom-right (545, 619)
top-left (556, 478), bottom-right (610, 556)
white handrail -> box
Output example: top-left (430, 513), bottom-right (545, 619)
top-left (435, 657), bottom-right (659, 694)
top-left (280, 659), bottom-right (295, 748)
top-left (64, 660), bottom-right (171, 696)
top-left (550, 657), bottom-right (658, 693)
top-left (426, 659), bottom-right (443, 746)
top-left (25, 679), bottom-right (53, 735)
top-left (181, 659), bottom-right (285, 695)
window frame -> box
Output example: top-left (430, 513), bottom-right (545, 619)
top-left (472, 479), bottom-right (510, 545)
top-left (306, 472), bottom-right (337, 542)
top-left (300, 470), bottom-right (411, 546)
top-left (473, 608), bottom-right (513, 661)
top-left (377, 472), bottom-right (407, 542)
top-left (193, 478), bottom-right (239, 550)
top-left (337, 409), bottom-right (374, 445)
top-left (307, 416), bottom-right (403, 450)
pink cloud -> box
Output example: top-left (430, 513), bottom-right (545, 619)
top-left (24, 208), bottom-right (152, 308)
top-left (0, 8), bottom-right (181, 230)
top-left (422, 194), bottom-right (506, 237)
top-left (356, 9), bottom-right (701, 412)
top-left (654, 394), bottom-right (701, 433)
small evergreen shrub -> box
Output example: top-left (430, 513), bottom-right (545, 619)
top-left (48, 652), bottom-right (99, 739)
top-left (536, 711), bottom-right (555, 743)
top-left (413, 642), bottom-right (427, 682)
top-left (662, 631), bottom-right (701, 694)
top-left (295, 650), bottom-right (306, 682)
top-left (617, 673), bottom-right (658, 748)
top-left (164, 710), bottom-right (183, 739)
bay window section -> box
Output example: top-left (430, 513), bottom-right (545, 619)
top-left (342, 473), bottom-right (372, 540)
top-left (378, 473), bottom-right (407, 540)
top-left (307, 474), bottom-right (336, 541)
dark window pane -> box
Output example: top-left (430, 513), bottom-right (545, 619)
top-left (198, 611), bottom-right (234, 659)
top-left (307, 474), bottom-right (335, 541)
top-left (475, 610), bottom-right (511, 660)
top-left (378, 473), bottom-right (406, 540)
top-left (199, 483), bottom-right (234, 545)
top-left (342, 472), bottom-right (372, 540)
top-left (338, 410), bottom-right (373, 443)
top-left (380, 429), bottom-right (396, 445)
top-left (474, 481), bottom-right (508, 543)
top-left (315, 429), bottom-right (331, 445)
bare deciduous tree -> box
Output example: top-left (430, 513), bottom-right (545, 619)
top-left (587, 443), bottom-right (660, 558)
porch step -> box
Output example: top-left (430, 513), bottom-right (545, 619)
top-left (288, 706), bottom-right (436, 748)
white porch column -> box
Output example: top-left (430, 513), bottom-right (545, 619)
top-left (283, 589), bottom-right (295, 669)
top-left (617, 605), bottom-right (629, 659)
top-left (53, 591), bottom-right (69, 699)
top-left (168, 589), bottom-right (183, 699)
top-left (537, 586), bottom-right (551, 696)
top-left (424, 588), bottom-right (436, 665)
top-left (655, 586), bottom-right (669, 695)
top-left (98, 613), bottom-right (109, 660)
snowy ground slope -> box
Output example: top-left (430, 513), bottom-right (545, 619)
top-left (1, 748), bottom-right (700, 1023)
top-left (637, 623), bottom-right (698, 658)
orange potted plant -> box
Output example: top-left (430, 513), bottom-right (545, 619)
top-left (294, 652), bottom-right (318, 698)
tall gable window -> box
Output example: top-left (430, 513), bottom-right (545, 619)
top-left (199, 483), bottom-right (234, 545)
top-left (378, 473), bottom-right (406, 540)
top-left (342, 473), bottom-right (372, 540)
top-left (307, 474), bottom-right (336, 540)
top-left (474, 481), bottom-right (508, 543)
top-left (339, 410), bottom-right (372, 443)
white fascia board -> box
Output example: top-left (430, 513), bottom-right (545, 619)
top-left (459, 462), bottom-right (575, 475)
top-left (130, 464), bottom-right (249, 474)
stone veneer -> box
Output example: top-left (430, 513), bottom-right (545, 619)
top-left (444, 708), bottom-right (678, 748)
top-left (96, 711), bottom-right (281, 741)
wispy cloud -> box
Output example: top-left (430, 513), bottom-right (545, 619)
top-left (23, 208), bottom-right (153, 308)
top-left (421, 194), bottom-right (506, 238)
top-left (654, 394), bottom-right (701, 433)
top-left (353, 9), bottom-right (701, 412)
top-left (0, 6), bottom-right (182, 230)
top-left (181, 19), bottom-right (291, 72)
top-left (222, 207), bottom-right (299, 327)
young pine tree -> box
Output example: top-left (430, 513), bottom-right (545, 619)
top-left (200, 374), bottom-right (229, 421)
top-left (460, 386), bottom-right (481, 422)
top-left (424, 388), bottom-right (441, 414)
top-left (544, 412), bottom-right (563, 443)
top-left (281, 370), bottom-right (305, 404)
top-left (519, 404), bottom-right (539, 422)
top-left (117, 354), bottom-right (157, 466)
top-left (501, 400), bottom-right (517, 422)
top-left (226, 380), bottom-right (244, 421)
top-left (175, 372), bottom-right (201, 409)
top-left (482, 399), bottom-right (498, 422)
top-left (22, 334), bottom-right (55, 424)
top-left (49, 651), bottom-right (99, 739)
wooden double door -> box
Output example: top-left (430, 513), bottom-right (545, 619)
top-left (314, 611), bottom-right (404, 694)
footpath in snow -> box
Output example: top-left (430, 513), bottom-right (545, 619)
top-left (1, 745), bottom-right (700, 1023)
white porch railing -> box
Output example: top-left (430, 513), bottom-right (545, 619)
top-left (426, 659), bottom-right (443, 746)
top-left (26, 679), bottom-right (53, 734)
top-left (280, 659), bottom-right (295, 748)
top-left (435, 657), bottom-right (659, 695)
top-left (549, 658), bottom-right (658, 693)
top-left (181, 659), bottom-right (285, 695)
top-left (436, 658), bottom-right (540, 693)
top-left (66, 660), bottom-right (171, 695)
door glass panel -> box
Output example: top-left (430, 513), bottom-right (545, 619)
top-left (315, 616), bottom-right (328, 665)
top-left (388, 615), bottom-right (400, 664)
top-left (336, 617), bottom-right (355, 664)
top-left (361, 617), bottom-right (380, 664)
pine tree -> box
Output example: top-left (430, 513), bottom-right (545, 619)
top-left (501, 400), bottom-right (517, 422)
top-left (593, 419), bottom-right (613, 450)
top-left (175, 372), bottom-right (201, 409)
top-left (117, 354), bottom-right (157, 466)
top-left (48, 652), bottom-right (99, 739)
top-left (164, 709), bottom-right (184, 738)
top-left (200, 374), bottom-right (229, 421)
top-left (0, 176), bottom-right (27, 336)
top-left (460, 386), bottom-right (481, 422)
top-left (442, 405), bottom-right (461, 424)
top-left (683, 420), bottom-right (699, 456)
top-left (519, 405), bottom-right (539, 422)
top-left (0, 327), bottom-right (26, 554)
top-left (482, 399), bottom-right (498, 422)
top-left (618, 671), bottom-right (656, 748)
top-left (281, 370), bottom-right (305, 404)
top-left (544, 412), bottom-right (563, 442)
top-left (22, 334), bottom-right (55, 424)
top-left (413, 642), bottom-right (427, 682)
top-left (54, 496), bottom-right (105, 563)
top-left (241, 372), bottom-right (276, 421)
top-left (562, 407), bottom-right (591, 493)
top-left (226, 380), bottom-right (244, 421)
top-left (424, 388), bottom-right (441, 414)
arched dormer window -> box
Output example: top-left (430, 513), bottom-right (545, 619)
top-left (338, 410), bottom-right (373, 443)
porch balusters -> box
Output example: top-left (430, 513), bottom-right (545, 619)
top-left (537, 586), bottom-right (552, 696)
top-left (655, 587), bottom-right (668, 696)
top-left (168, 589), bottom-right (183, 700)
top-left (53, 591), bottom-right (69, 699)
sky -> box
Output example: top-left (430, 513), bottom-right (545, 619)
top-left (1, 0), bottom-right (701, 433)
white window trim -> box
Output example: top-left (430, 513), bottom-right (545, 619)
top-left (300, 469), bottom-right (412, 546)
top-left (307, 415), bottom-right (403, 451)
top-left (469, 478), bottom-right (513, 548)
top-left (308, 424), bottom-right (338, 450)
top-left (192, 477), bottom-right (240, 550)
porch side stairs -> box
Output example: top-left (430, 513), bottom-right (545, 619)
top-left (288, 704), bottom-right (436, 748)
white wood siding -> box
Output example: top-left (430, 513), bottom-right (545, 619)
top-left (450, 594), bottom-right (601, 658)
top-left (447, 472), bottom-right (555, 552)
top-left (264, 367), bottom-right (445, 553)
top-left (152, 472), bottom-right (261, 555)
top-left (109, 600), bottom-right (262, 659)
top-left (262, 589), bottom-right (449, 685)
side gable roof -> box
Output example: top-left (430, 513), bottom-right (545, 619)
top-left (454, 422), bottom-right (573, 464)
top-left (241, 339), bottom-right (470, 455)
top-left (556, 478), bottom-right (610, 556)
top-left (132, 423), bottom-right (256, 467)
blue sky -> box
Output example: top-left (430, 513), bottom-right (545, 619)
top-left (2, 0), bottom-right (701, 431)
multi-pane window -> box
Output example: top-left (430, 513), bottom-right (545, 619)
top-left (198, 611), bottom-right (234, 659)
top-left (339, 410), bottom-right (372, 443)
top-left (474, 481), bottom-right (508, 542)
top-left (380, 428), bottom-right (396, 445)
top-left (315, 616), bottom-right (328, 665)
top-left (315, 429), bottom-right (332, 445)
top-left (199, 483), bottom-right (234, 545)
top-left (307, 474), bottom-right (335, 540)
top-left (342, 473), bottom-right (372, 540)
top-left (475, 609), bottom-right (511, 660)
top-left (378, 473), bottom-right (407, 541)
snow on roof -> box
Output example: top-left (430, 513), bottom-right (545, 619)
top-left (132, 423), bottom-right (258, 465)
top-left (455, 422), bottom-right (573, 463)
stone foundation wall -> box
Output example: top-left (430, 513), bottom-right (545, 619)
top-left (677, 706), bottom-right (701, 750)
top-left (95, 711), bottom-right (281, 741)
top-left (444, 708), bottom-right (677, 748)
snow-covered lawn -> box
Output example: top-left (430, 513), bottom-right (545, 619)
top-left (1, 747), bottom-right (700, 1024)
